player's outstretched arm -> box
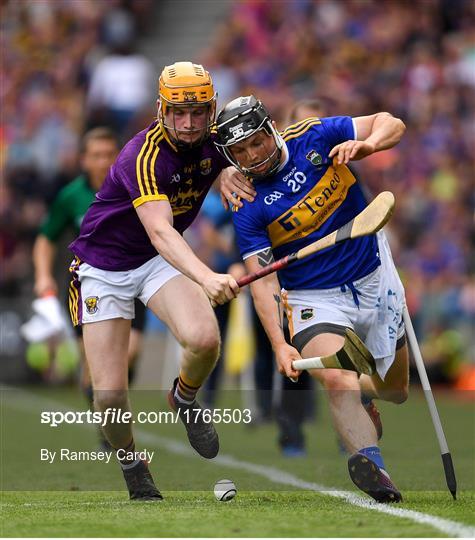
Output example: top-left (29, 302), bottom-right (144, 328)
top-left (329, 112), bottom-right (406, 164)
top-left (33, 235), bottom-right (58, 297)
top-left (245, 250), bottom-right (301, 380)
top-left (136, 199), bottom-right (239, 305)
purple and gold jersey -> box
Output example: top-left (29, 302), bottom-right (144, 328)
top-left (70, 121), bottom-right (228, 270)
top-left (232, 116), bottom-right (380, 290)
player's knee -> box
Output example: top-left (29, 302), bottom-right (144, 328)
top-left (185, 327), bottom-right (220, 360)
top-left (387, 385), bottom-right (409, 404)
top-left (318, 369), bottom-right (359, 392)
top-left (380, 379), bottom-right (409, 404)
top-left (94, 389), bottom-right (128, 412)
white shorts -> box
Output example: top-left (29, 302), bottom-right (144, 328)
top-left (282, 232), bottom-right (406, 380)
top-left (69, 254), bottom-right (181, 325)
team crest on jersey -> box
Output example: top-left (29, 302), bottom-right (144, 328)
top-left (170, 186), bottom-right (205, 215)
top-left (300, 308), bottom-right (314, 321)
top-left (306, 150), bottom-right (322, 167)
top-left (85, 296), bottom-right (99, 314)
top-left (200, 158), bottom-right (212, 175)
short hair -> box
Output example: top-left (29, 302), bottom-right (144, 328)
top-left (287, 99), bottom-right (325, 124)
top-left (81, 127), bottom-right (119, 153)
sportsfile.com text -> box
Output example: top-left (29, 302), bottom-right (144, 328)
top-left (40, 408), bottom-right (252, 428)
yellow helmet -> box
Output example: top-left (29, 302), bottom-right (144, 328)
top-left (158, 61), bottom-right (216, 146)
top-left (159, 62), bottom-right (215, 104)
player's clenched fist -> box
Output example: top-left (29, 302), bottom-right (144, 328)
top-left (274, 343), bottom-right (302, 381)
top-left (201, 272), bottom-right (240, 306)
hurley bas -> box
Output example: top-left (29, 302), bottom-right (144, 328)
top-left (40, 448), bottom-right (155, 464)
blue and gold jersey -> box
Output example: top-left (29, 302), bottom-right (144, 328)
top-left (232, 116), bottom-right (380, 290)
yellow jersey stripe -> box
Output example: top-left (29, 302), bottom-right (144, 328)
top-left (283, 120), bottom-right (322, 142)
top-left (148, 134), bottom-right (164, 195)
top-left (136, 124), bottom-right (162, 196)
top-left (141, 127), bottom-right (164, 196)
top-left (141, 132), bottom-right (156, 196)
top-left (283, 119), bottom-right (321, 140)
top-left (133, 194), bottom-right (169, 208)
top-left (282, 117), bottom-right (320, 136)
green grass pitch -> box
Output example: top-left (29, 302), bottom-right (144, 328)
top-left (1, 385), bottom-right (474, 537)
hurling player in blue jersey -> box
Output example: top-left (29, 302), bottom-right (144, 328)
top-left (216, 96), bottom-right (407, 503)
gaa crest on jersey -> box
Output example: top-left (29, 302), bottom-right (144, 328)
top-left (200, 158), bottom-right (212, 175)
top-left (85, 296), bottom-right (99, 314)
top-left (300, 308), bottom-right (314, 321)
top-left (306, 150), bottom-right (322, 166)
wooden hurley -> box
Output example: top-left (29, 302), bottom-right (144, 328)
top-left (237, 191), bottom-right (395, 288)
top-left (292, 328), bottom-right (376, 376)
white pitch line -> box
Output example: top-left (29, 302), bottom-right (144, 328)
top-left (0, 501), bottom-right (132, 509)
top-left (2, 387), bottom-right (474, 538)
top-left (137, 430), bottom-right (475, 539)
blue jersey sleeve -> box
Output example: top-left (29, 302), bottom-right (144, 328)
top-left (232, 205), bottom-right (271, 260)
top-left (320, 116), bottom-right (356, 148)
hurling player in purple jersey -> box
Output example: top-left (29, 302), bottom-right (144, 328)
top-left (217, 96), bottom-right (408, 503)
top-left (68, 62), bottom-right (239, 501)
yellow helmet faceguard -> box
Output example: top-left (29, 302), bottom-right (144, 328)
top-left (158, 61), bottom-right (217, 148)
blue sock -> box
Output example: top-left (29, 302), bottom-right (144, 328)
top-left (358, 446), bottom-right (385, 470)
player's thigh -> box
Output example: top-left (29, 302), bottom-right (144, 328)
top-left (82, 318), bottom-right (131, 390)
top-left (147, 275), bottom-right (219, 350)
top-left (301, 332), bottom-right (345, 357)
top-left (302, 332), bottom-right (359, 390)
top-left (371, 342), bottom-right (409, 402)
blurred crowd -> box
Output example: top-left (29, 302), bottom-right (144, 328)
top-left (1, 0), bottom-right (474, 386)
top-left (1, 0), bottom-right (154, 296)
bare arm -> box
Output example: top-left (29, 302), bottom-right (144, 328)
top-left (329, 112), bottom-right (406, 164)
top-left (33, 235), bottom-right (58, 296)
top-left (135, 199), bottom-right (239, 305)
top-left (245, 249), bottom-right (301, 379)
